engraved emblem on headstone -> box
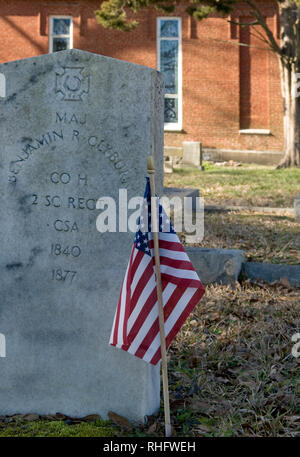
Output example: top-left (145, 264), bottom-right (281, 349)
top-left (55, 66), bottom-right (90, 101)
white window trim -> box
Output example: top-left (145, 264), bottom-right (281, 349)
top-left (49, 15), bottom-right (73, 53)
top-left (157, 17), bottom-right (182, 132)
top-left (239, 129), bottom-right (271, 135)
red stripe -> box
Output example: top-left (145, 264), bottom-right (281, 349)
top-left (148, 239), bottom-right (185, 252)
top-left (111, 283), bottom-right (123, 346)
top-left (129, 260), bottom-right (154, 315)
top-left (135, 285), bottom-right (186, 359)
top-left (127, 281), bottom-right (168, 346)
top-left (122, 248), bottom-right (135, 345)
top-left (160, 256), bottom-right (195, 271)
top-left (111, 247), bottom-right (135, 347)
top-left (161, 273), bottom-right (202, 288)
top-left (130, 248), bottom-right (144, 278)
top-left (126, 287), bottom-right (157, 345)
top-left (150, 286), bottom-right (205, 365)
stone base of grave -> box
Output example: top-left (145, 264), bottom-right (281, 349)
top-left (185, 248), bottom-right (245, 285)
top-left (242, 262), bottom-right (300, 287)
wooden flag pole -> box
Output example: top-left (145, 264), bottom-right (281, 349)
top-left (147, 155), bottom-right (172, 438)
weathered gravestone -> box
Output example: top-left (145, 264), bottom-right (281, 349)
top-left (0, 49), bottom-right (164, 422)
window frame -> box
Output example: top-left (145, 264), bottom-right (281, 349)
top-left (157, 17), bottom-right (182, 132)
top-left (49, 15), bottom-right (73, 53)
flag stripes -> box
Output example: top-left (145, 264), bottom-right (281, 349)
top-left (109, 178), bottom-right (205, 365)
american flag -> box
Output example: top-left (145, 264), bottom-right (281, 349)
top-left (110, 178), bottom-right (205, 365)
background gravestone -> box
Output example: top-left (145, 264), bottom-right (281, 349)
top-left (0, 49), bottom-right (164, 422)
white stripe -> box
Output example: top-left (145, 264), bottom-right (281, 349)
top-left (127, 283), bottom-right (176, 355)
top-left (164, 288), bottom-right (197, 338)
top-left (132, 247), bottom-right (139, 262)
top-left (158, 248), bottom-right (189, 261)
top-left (109, 307), bottom-right (118, 345)
top-left (142, 287), bottom-right (198, 363)
top-left (142, 332), bottom-right (161, 363)
top-left (110, 266), bottom-right (129, 346)
top-left (158, 232), bottom-right (180, 242)
top-left (116, 261), bottom-right (130, 346)
top-left (127, 274), bottom-right (156, 333)
top-left (160, 264), bottom-right (199, 280)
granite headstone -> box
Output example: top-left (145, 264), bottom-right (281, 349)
top-left (0, 49), bottom-right (164, 422)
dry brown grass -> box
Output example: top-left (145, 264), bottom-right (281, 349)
top-left (144, 282), bottom-right (300, 437)
top-left (179, 211), bottom-right (300, 265)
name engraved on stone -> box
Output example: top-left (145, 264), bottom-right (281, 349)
top-left (8, 130), bottom-right (64, 183)
top-left (9, 131), bottom-right (129, 184)
top-left (55, 66), bottom-right (90, 101)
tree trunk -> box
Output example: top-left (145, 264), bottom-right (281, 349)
top-left (278, 57), bottom-right (300, 167)
top-left (277, 1), bottom-right (300, 167)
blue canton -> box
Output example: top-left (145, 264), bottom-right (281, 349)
top-left (135, 177), bottom-right (175, 257)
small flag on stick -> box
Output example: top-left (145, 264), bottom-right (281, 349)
top-left (109, 156), bottom-right (205, 436)
top-left (110, 160), bottom-right (205, 364)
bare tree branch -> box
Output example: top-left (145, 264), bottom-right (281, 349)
top-left (244, 0), bottom-right (283, 56)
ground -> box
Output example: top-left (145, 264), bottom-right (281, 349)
top-left (185, 212), bottom-right (300, 264)
top-left (169, 163), bottom-right (300, 265)
top-left (1, 163), bottom-right (299, 437)
top-left (1, 282), bottom-right (299, 437)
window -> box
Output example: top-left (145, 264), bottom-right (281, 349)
top-left (157, 18), bottom-right (182, 131)
top-left (49, 16), bottom-right (73, 53)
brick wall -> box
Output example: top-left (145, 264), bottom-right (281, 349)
top-left (0, 0), bottom-right (284, 153)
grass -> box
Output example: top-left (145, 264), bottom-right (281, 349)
top-left (166, 162), bottom-right (300, 264)
top-left (165, 163), bottom-right (300, 207)
top-left (166, 282), bottom-right (300, 437)
top-left (0, 419), bottom-right (116, 437)
top-left (1, 283), bottom-right (299, 437)
top-left (1, 163), bottom-right (299, 438)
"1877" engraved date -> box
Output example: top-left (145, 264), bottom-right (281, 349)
top-left (51, 268), bottom-right (77, 283)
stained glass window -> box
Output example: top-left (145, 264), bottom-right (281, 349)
top-left (50, 17), bottom-right (73, 53)
top-left (164, 98), bottom-right (178, 124)
top-left (160, 40), bottom-right (178, 94)
top-left (160, 20), bottom-right (179, 38)
top-left (158, 18), bottom-right (181, 129)
top-left (53, 18), bottom-right (71, 35)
